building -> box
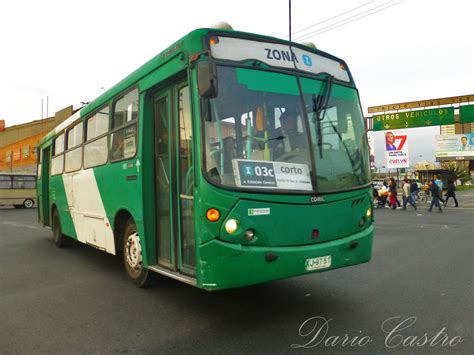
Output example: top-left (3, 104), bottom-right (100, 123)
top-left (0, 106), bottom-right (76, 173)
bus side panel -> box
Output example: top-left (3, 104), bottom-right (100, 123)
top-left (0, 190), bottom-right (37, 206)
top-left (50, 175), bottom-right (77, 239)
top-left (93, 160), bottom-right (144, 259)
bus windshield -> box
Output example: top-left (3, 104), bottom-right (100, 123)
top-left (203, 65), bottom-right (370, 193)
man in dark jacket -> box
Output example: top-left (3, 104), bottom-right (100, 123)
top-left (444, 180), bottom-right (459, 207)
top-left (428, 180), bottom-right (442, 212)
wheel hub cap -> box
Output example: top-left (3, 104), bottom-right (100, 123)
top-left (125, 232), bottom-right (142, 269)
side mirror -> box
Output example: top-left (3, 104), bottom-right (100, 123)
top-left (197, 61), bottom-right (218, 99)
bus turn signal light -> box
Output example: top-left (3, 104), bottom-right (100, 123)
top-left (206, 208), bottom-right (220, 222)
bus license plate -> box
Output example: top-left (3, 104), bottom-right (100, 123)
top-left (305, 255), bottom-right (332, 271)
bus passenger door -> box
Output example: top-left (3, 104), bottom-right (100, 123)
top-left (154, 92), bottom-right (174, 268)
top-left (40, 147), bottom-right (51, 226)
top-left (153, 82), bottom-right (195, 275)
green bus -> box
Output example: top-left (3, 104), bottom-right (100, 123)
top-left (37, 25), bottom-right (374, 290)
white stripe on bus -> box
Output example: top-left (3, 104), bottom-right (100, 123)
top-left (62, 168), bottom-right (116, 254)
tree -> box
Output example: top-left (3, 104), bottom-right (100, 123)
top-left (446, 162), bottom-right (470, 185)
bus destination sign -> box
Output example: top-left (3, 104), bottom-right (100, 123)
top-left (210, 37), bottom-right (350, 82)
top-left (233, 159), bottom-right (312, 191)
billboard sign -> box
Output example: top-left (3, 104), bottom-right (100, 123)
top-left (385, 131), bottom-right (409, 168)
top-left (435, 134), bottom-right (474, 160)
top-left (460, 105), bottom-right (474, 124)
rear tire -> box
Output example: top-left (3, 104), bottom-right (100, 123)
top-left (23, 199), bottom-right (34, 209)
top-left (52, 210), bottom-right (72, 247)
top-left (123, 217), bottom-right (156, 287)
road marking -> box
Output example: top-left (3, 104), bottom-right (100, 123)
top-left (1, 221), bottom-right (43, 230)
top-left (420, 225), bottom-right (448, 228)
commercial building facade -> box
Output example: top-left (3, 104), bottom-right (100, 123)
top-left (0, 106), bottom-right (76, 173)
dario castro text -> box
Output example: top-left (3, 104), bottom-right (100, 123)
top-left (290, 316), bottom-right (463, 349)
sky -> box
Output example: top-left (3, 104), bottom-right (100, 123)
top-left (0, 0), bottom-right (472, 166)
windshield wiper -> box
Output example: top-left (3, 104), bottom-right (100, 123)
top-left (312, 75), bottom-right (334, 158)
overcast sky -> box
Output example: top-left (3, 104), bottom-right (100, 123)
top-left (1, 0), bottom-right (472, 165)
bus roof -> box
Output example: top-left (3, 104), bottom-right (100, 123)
top-left (39, 27), bottom-right (351, 146)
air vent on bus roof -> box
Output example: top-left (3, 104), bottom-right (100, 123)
top-left (212, 21), bottom-right (234, 30)
top-left (301, 41), bottom-right (317, 50)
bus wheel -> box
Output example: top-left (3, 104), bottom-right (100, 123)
top-left (23, 199), bottom-right (34, 209)
top-left (123, 218), bottom-right (156, 287)
top-left (52, 210), bottom-right (71, 248)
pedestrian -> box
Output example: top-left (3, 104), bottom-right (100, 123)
top-left (428, 180), bottom-right (443, 212)
top-left (372, 184), bottom-right (380, 207)
top-left (409, 179), bottom-right (420, 207)
top-left (435, 175), bottom-right (445, 204)
top-left (444, 180), bottom-right (459, 207)
top-left (402, 178), bottom-right (417, 210)
top-left (389, 177), bottom-right (398, 209)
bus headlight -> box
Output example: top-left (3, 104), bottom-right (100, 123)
top-left (366, 207), bottom-right (372, 219)
top-left (225, 219), bottom-right (239, 234)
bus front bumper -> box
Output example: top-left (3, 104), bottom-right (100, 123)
top-left (198, 225), bottom-right (374, 290)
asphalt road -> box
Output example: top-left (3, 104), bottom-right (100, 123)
top-left (1, 191), bottom-right (473, 354)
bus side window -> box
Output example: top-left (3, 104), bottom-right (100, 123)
top-left (24, 176), bottom-right (36, 189)
top-left (0, 175), bottom-right (12, 189)
top-left (84, 106), bottom-right (110, 169)
top-left (110, 124), bottom-right (137, 162)
top-left (51, 133), bottom-right (65, 176)
top-left (12, 176), bottom-right (25, 189)
top-left (112, 88), bottom-right (138, 128)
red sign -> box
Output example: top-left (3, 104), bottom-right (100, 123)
top-left (0, 120), bottom-right (5, 131)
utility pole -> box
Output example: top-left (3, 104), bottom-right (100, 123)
top-left (289, 0), bottom-right (292, 42)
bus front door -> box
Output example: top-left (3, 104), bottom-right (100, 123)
top-left (153, 83), bottom-right (195, 276)
top-left (40, 147), bottom-right (51, 226)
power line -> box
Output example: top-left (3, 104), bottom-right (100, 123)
top-left (296, 0), bottom-right (403, 41)
top-left (283, 0), bottom-right (375, 39)
top-left (294, 0), bottom-right (394, 41)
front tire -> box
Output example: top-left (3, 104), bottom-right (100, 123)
top-left (23, 199), bottom-right (34, 209)
top-left (123, 218), bottom-right (156, 287)
top-left (52, 210), bottom-right (71, 247)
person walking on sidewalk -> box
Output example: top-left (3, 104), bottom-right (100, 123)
top-left (428, 180), bottom-right (443, 212)
top-left (444, 180), bottom-right (459, 207)
top-left (402, 178), bottom-right (417, 210)
top-left (435, 175), bottom-right (445, 204)
top-left (389, 178), bottom-right (398, 209)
